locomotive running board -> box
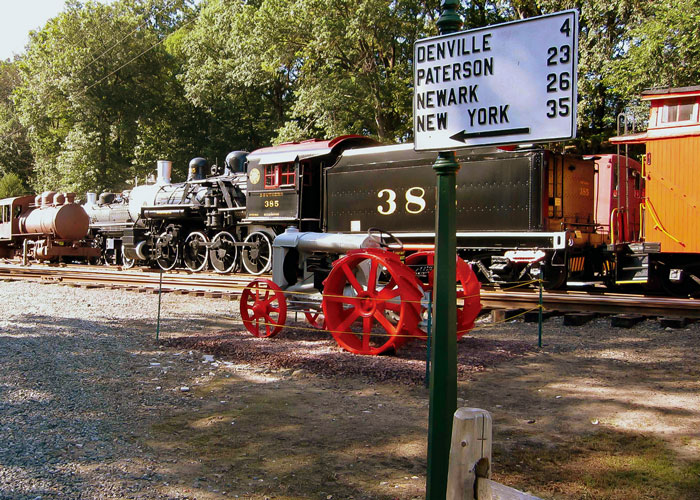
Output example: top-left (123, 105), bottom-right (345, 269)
top-left (390, 231), bottom-right (567, 250)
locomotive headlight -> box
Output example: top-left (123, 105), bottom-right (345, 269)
top-left (249, 168), bottom-right (261, 185)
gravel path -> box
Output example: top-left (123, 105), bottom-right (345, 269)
top-left (0, 281), bottom-right (236, 499)
top-left (0, 280), bottom-right (533, 500)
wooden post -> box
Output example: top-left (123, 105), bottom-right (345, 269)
top-left (447, 407), bottom-right (544, 499)
top-left (446, 408), bottom-right (492, 500)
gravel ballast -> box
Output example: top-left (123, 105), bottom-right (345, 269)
top-left (0, 279), bottom-right (534, 500)
top-left (0, 281), bottom-right (237, 499)
top-left (6, 278), bottom-right (694, 500)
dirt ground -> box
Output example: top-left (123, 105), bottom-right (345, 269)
top-left (150, 311), bottom-right (700, 500)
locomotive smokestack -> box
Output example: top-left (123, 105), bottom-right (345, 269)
top-left (156, 160), bottom-right (172, 185)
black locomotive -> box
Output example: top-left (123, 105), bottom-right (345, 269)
top-left (86, 152), bottom-right (249, 273)
top-left (249, 140), bottom-right (608, 288)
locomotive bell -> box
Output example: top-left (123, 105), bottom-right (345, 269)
top-left (188, 157), bottom-right (208, 181)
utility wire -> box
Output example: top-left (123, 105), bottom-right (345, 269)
top-left (78, 13), bottom-right (197, 97)
top-left (77, 0), bottom-right (180, 76)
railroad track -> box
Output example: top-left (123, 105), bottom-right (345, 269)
top-left (0, 261), bottom-right (252, 297)
top-left (1, 261), bottom-right (698, 319)
top-left (481, 287), bottom-right (700, 320)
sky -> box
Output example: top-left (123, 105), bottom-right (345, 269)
top-left (0, 0), bottom-right (113, 61)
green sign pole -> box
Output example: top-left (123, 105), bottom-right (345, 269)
top-left (426, 2), bottom-right (462, 499)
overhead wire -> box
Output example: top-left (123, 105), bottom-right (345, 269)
top-left (76, 0), bottom-right (180, 76)
top-left (76, 4), bottom-right (199, 97)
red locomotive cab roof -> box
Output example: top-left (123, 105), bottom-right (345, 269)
top-left (610, 85), bottom-right (700, 144)
top-left (247, 135), bottom-right (379, 165)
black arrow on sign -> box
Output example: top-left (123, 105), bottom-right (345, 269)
top-left (450, 127), bottom-right (531, 143)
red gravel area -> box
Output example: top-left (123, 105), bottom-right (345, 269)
top-left (160, 320), bottom-right (533, 385)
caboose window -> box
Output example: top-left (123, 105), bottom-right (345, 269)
top-left (280, 164), bottom-right (295, 186)
top-left (660, 98), bottom-right (696, 124)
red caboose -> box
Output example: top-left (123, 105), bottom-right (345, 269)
top-left (593, 154), bottom-right (644, 242)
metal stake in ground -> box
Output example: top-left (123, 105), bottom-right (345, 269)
top-left (426, 2), bottom-right (461, 499)
top-left (156, 269), bottom-right (163, 341)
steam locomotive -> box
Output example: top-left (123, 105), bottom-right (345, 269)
top-left (84, 151), bottom-right (249, 272)
top-left (0, 191), bottom-right (100, 262)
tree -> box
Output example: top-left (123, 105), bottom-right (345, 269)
top-left (0, 61), bottom-right (33, 184)
top-left (0, 172), bottom-right (27, 198)
top-left (14, 0), bottom-right (197, 194)
top-left (605, 0), bottom-right (700, 96)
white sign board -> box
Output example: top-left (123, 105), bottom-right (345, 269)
top-left (413, 10), bottom-right (578, 151)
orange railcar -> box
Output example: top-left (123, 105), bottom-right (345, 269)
top-left (610, 86), bottom-right (700, 295)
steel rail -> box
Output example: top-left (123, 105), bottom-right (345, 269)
top-left (480, 288), bottom-right (700, 319)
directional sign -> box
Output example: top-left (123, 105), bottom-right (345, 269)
top-left (413, 10), bottom-right (578, 151)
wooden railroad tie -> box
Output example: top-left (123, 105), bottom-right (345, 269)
top-left (610, 314), bottom-right (645, 328)
top-left (562, 313), bottom-right (596, 326)
top-left (659, 317), bottom-right (693, 329)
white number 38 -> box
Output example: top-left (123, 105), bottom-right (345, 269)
top-left (377, 187), bottom-right (426, 215)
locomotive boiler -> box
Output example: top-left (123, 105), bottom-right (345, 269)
top-left (0, 192), bottom-right (100, 261)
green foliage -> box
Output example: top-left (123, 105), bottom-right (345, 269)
top-left (14, 0), bottom-right (199, 194)
top-left (0, 61), bottom-right (33, 183)
top-left (605, 0), bottom-right (700, 96)
top-left (0, 172), bottom-right (27, 198)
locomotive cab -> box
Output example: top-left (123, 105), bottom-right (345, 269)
top-left (244, 136), bottom-right (378, 232)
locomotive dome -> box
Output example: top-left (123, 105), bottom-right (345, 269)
top-left (188, 157), bottom-right (208, 181)
top-left (225, 151), bottom-right (248, 173)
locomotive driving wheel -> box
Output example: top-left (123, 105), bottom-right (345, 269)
top-left (155, 231), bottom-right (179, 271)
top-left (183, 231), bottom-right (209, 272)
top-left (209, 231), bottom-right (238, 274)
top-left (121, 246), bottom-right (135, 269)
top-left (322, 249), bottom-right (422, 355)
top-left (405, 251), bottom-right (482, 339)
top-left (240, 278), bottom-right (287, 338)
top-left (242, 231), bottom-right (273, 275)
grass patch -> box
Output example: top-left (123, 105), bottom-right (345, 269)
top-left (493, 430), bottom-right (700, 500)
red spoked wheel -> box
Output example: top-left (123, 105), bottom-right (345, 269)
top-left (406, 251), bottom-right (482, 339)
top-left (455, 257), bottom-right (482, 338)
top-left (322, 249), bottom-right (423, 355)
top-left (240, 278), bottom-right (287, 338)
top-left (303, 310), bottom-right (325, 329)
